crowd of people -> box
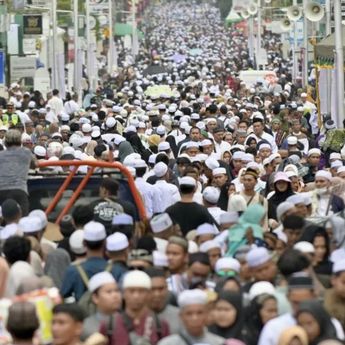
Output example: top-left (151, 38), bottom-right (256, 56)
top-left (0, 1), bottom-right (345, 345)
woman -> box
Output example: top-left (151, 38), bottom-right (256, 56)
top-left (209, 291), bottom-right (244, 341)
top-left (243, 293), bottom-right (278, 345)
top-left (226, 204), bottom-right (265, 257)
top-left (297, 300), bottom-right (338, 345)
top-left (277, 326), bottom-right (308, 345)
top-left (245, 137), bottom-right (257, 149)
top-left (301, 225), bottom-right (333, 275)
top-left (268, 172), bottom-right (294, 220)
top-left (222, 151), bottom-right (232, 165)
top-left (0, 129), bottom-right (37, 215)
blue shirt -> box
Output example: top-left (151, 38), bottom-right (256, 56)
top-left (60, 257), bottom-right (127, 301)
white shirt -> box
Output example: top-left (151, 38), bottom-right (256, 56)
top-left (47, 96), bottom-right (64, 116)
top-left (135, 177), bottom-right (160, 218)
top-left (207, 206), bottom-right (226, 224)
top-left (154, 180), bottom-right (180, 212)
top-left (247, 132), bottom-right (278, 153)
top-left (258, 313), bottom-right (344, 345)
top-left (214, 140), bottom-right (231, 155)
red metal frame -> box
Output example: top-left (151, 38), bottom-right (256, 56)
top-left (37, 160), bottom-right (147, 223)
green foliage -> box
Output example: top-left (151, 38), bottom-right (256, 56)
top-left (57, 0), bottom-right (71, 11)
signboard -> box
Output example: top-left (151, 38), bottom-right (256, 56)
top-left (23, 15), bottom-right (43, 35)
top-left (23, 38), bottom-right (37, 54)
top-left (34, 68), bottom-right (50, 96)
top-left (29, 0), bottom-right (50, 6)
top-left (10, 56), bottom-right (36, 82)
top-left (0, 51), bottom-right (5, 85)
top-left (89, 0), bottom-right (108, 13)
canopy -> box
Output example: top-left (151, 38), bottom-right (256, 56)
top-left (315, 25), bottom-right (345, 65)
top-left (114, 23), bottom-right (144, 39)
top-left (225, 9), bottom-right (243, 25)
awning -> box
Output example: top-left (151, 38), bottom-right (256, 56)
top-left (114, 23), bottom-right (144, 39)
top-left (314, 25), bottom-right (345, 65)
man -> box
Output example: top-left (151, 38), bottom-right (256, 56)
top-left (324, 259), bottom-right (345, 331)
top-left (244, 247), bottom-right (277, 291)
top-left (212, 167), bottom-right (231, 210)
top-left (311, 170), bottom-right (344, 217)
top-left (105, 232), bottom-right (129, 280)
top-left (166, 176), bottom-right (214, 236)
top-left (166, 236), bottom-right (189, 276)
top-left (167, 252), bottom-right (211, 296)
top-left (52, 304), bottom-right (85, 345)
top-left (134, 159), bottom-right (160, 217)
top-left (82, 271), bottom-right (122, 340)
top-left (258, 275), bottom-right (344, 345)
top-left (47, 89), bottom-right (64, 117)
top-left (213, 126), bottom-right (231, 156)
top-left (303, 148), bottom-right (322, 183)
top-left (60, 221), bottom-right (119, 300)
top-left (202, 186), bottom-right (225, 224)
top-left (105, 270), bottom-right (169, 345)
top-left (157, 289), bottom-right (224, 345)
top-left (283, 215), bottom-right (305, 248)
top-left (90, 178), bottom-right (136, 227)
top-left (228, 168), bottom-right (268, 211)
top-left (247, 117), bottom-right (277, 153)
top-left (153, 162), bottom-right (180, 213)
top-left (146, 267), bottom-right (181, 334)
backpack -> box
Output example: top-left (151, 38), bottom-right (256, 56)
top-left (77, 261), bottom-right (113, 317)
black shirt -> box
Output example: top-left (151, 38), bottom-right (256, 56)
top-left (166, 201), bottom-right (215, 236)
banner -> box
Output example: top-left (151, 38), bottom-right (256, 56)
top-left (0, 51), bottom-right (4, 85)
top-left (89, 0), bottom-right (108, 13)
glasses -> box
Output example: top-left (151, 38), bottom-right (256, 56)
top-left (129, 266), bottom-right (146, 271)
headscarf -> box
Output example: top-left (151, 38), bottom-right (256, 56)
top-left (226, 204), bottom-right (265, 257)
top-left (208, 291), bottom-right (243, 340)
top-left (118, 140), bottom-right (134, 163)
top-left (331, 177), bottom-right (345, 202)
top-left (277, 326), bottom-right (308, 345)
top-left (296, 300), bottom-right (337, 345)
top-left (44, 248), bottom-right (71, 289)
top-left (243, 294), bottom-right (277, 345)
top-left (5, 261), bottom-right (36, 298)
top-left (268, 181), bottom-right (294, 220)
top-left (329, 216), bottom-right (345, 249)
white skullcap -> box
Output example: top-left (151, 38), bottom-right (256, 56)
top-left (246, 247), bottom-right (271, 268)
top-left (186, 141), bottom-right (199, 149)
top-left (123, 270), bottom-right (151, 289)
top-left (212, 167), bottom-right (226, 176)
top-left (133, 159), bottom-right (147, 169)
top-left (243, 154), bottom-right (255, 163)
top-left (83, 221), bottom-right (106, 241)
top-left (158, 142), bottom-right (170, 151)
top-left (19, 216), bottom-right (42, 233)
top-left (196, 223), bottom-right (218, 236)
top-left (308, 148), bottom-right (321, 156)
top-left (286, 170), bottom-right (298, 178)
top-left (178, 289), bottom-right (208, 308)
top-left (259, 143), bottom-right (271, 151)
top-left (294, 241), bottom-right (315, 254)
top-left (29, 209), bottom-right (48, 228)
top-left (154, 162), bottom-right (168, 177)
top-left (82, 123), bottom-right (92, 133)
top-left (205, 157), bottom-right (220, 170)
top-left (232, 151), bottom-right (245, 160)
top-left (34, 146), bottom-right (46, 157)
top-left (69, 230), bottom-right (86, 255)
top-left (301, 92), bottom-right (307, 97)
top-left (330, 152), bottom-right (342, 160)
top-left (153, 251), bottom-right (168, 267)
top-left (215, 257), bottom-right (240, 273)
top-left (156, 125), bottom-right (166, 135)
top-left (220, 211), bottom-right (239, 224)
top-left (276, 201), bottom-right (295, 221)
top-left (200, 139), bottom-right (213, 147)
top-left (286, 194), bottom-right (306, 205)
top-left (338, 166), bottom-right (345, 174)
top-left (106, 232), bottom-right (129, 251)
top-left (331, 160), bottom-right (343, 169)
top-left (188, 240), bottom-right (199, 254)
top-left (106, 117), bottom-right (116, 128)
top-left (249, 282), bottom-right (276, 301)
top-left (62, 146), bottom-right (75, 156)
top-left (112, 213), bottom-right (133, 225)
top-left (287, 136), bottom-right (298, 145)
top-left (315, 170), bottom-right (332, 181)
top-left (150, 213), bottom-right (173, 233)
top-left (333, 258), bottom-right (345, 274)
top-left (113, 134), bottom-right (126, 146)
top-left (0, 223), bottom-right (22, 240)
top-left (199, 240), bottom-right (221, 253)
top-left (148, 154), bottom-right (157, 164)
top-left (89, 271), bottom-right (116, 293)
top-left (203, 186), bottom-right (220, 204)
top-left (179, 176), bottom-right (196, 187)
top-left (228, 194), bottom-right (247, 212)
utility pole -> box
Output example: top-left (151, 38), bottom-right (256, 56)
top-left (51, 0), bottom-right (58, 89)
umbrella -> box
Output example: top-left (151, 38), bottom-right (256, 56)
top-left (189, 48), bottom-right (203, 56)
top-left (114, 23), bottom-right (144, 39)
top-left (144, 85), bottom-right (174, 98)
top-left (171, 53), bottom-right (187, 63)
top-left (142, 65), bottom-right (168, 76)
